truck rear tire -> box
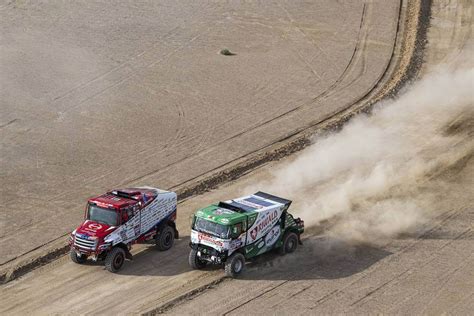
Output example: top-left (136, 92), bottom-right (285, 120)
top-left (156, 225), bottom-right (175, 251)
top-left (70, 250), bottom-right (87, 264)
top-left (279, 232), bottom-right (298, 255)
top-left (105, 247), bottom-right (126, 273)
top-left (188, 249), bottom-right (207, 270)
top-left (225, 253), bottom-right (245, 278)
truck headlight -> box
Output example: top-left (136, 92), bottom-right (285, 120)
top-left (69, 230), bottom-right (76, 243)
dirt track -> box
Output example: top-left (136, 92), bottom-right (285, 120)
top-left (0, 0), bottom-right (401, 264)
top-left (1, 0), bottom-right (473, 315)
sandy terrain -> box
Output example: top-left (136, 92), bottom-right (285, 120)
top-left (0, 0), bottom-right (401, 264)
top-left (1, 0), bottom-right (472, 315)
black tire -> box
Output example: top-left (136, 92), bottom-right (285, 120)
top-left (279, 231), bottom-right (298, 255)
top-left (224, 252), bottom-right (245, 278)
top-left (105, 247), bottom-right (126, 273)
top-left (70, 250), bottom-right (87, 264)
top-left (188, 249), bottom-right (207, 270)
top-left (156, 225), bottom-right (175, 251)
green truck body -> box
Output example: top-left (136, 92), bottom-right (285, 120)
top-left (189, 191), bottom-right (304, 277)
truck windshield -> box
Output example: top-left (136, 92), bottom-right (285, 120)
top-left (87, 204), bottom-right (118, 226)
top-left (193, 217), bottom-right (230, 239)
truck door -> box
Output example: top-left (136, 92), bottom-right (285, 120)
top-left (230, 222), bottom-right (246, 249)
top-left (122, 205), bottom-right (140, 239)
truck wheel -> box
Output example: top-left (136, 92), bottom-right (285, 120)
top-left (188, 249), bottom-right (207, 270)
top-left (156, 225), bottom-right (174, 251)
top-left (105, 247), bottom-right (126, 273)
top-left (70, 250), bottom-right (87, 264)
top-left (279, 232), bottom-right (298, 255)
top-left (225, 253), bottom-right (245, 278)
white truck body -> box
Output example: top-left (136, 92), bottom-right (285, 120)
top-left (106, 189), bottom-right (177, 245)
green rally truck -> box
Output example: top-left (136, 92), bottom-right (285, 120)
top-left (189, 191), bottom-right (304, 277)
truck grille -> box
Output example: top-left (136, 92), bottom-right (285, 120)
top-left (74, 235), bottom-right (97, 250)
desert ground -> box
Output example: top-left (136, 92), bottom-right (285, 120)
top-left (1, 0), bottom-right (473, 315)
top-left (1, 0), bottom-right (401, 264)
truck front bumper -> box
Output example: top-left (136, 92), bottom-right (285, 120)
top-left (69, 239), bottom-right (106, 260)
top-left (71, 246), bottom-right (102, 260)
top-left (190, 243), bottom-right (227, 264)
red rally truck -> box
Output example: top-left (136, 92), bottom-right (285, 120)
top-left (69, 187), bottom-right (178, 272)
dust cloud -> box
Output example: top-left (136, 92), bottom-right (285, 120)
top-left (250, 65), bottom-right (473, 244)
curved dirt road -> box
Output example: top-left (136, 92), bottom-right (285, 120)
top-left (1, 0), bottom-right (401, 264)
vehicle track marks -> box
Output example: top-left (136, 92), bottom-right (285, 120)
top-left (112, 1), bottom-right (370, 187)
top-left (418, 251), bottom-right (474, 315)
top-left (127, 1), bottom-right (401, 192)
top-left (223, 280), bottom-right (290, 316)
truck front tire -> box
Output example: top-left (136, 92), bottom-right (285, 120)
top-left (279, 232), bottom-right (298, 255)
top-left (70, 250), bottom-right (87, 264)
top-left (105, 247), bottom-right (126, 273)
top-left (156, 225), bottom-right (175, 251)
top-left (225, 253), bottom-right (245, 278)
top-left (188, 249), bottom-right (207, 270)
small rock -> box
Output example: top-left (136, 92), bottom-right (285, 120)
top-left (220, 49), bottom-right (235, 56)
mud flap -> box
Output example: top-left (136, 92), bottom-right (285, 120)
top-left (124, 248), bottom-right (133, 261)
top-left (295, 217), bottom-right (304, 245)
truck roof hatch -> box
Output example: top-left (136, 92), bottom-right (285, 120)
top-left (110, 190), bottom-right (141, 200)
top-left (217, 201), bottom-right (250, 213)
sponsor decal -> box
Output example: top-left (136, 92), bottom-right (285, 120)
top-left (230, 239), bottom-right (243, 250)
top-left (197, 232), bottom-right (223, 247)
top-left (235, 199), bottom-right (263, 209)
top-left (250, 229), bottom-right (257, 240)
top-left (94, 201), bottom-right (112, 208)
top-left (133, 224), bottom-right (140, 236)
top-left (213, 208), bottom-right (234, 215)
top-left (249, 210), bottom-right (278, 240)
top-left (120, 230), bottom-right (127, 241)
top-left (88, 223), bottom-right (103, 230)
top-left (264, 225), bottom-right (281, 247)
